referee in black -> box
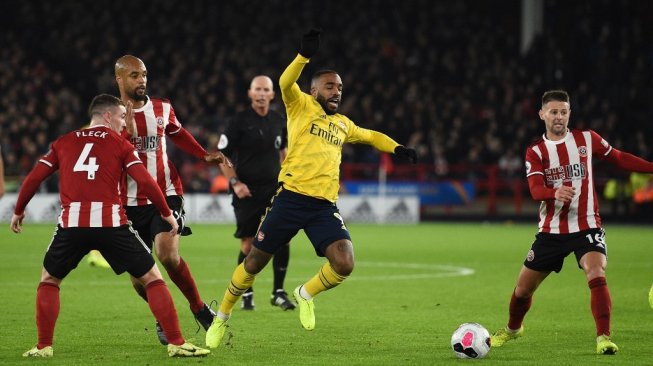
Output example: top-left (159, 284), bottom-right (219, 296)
top-left (217, 75), bottom-right (295, 311)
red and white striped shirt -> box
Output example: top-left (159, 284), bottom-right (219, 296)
top-left (525, 129), bottom-right (612, 234)
top-left (38, 126), bottom-right (143, 228)
top-left (122, 97), bottom-right (184, 206)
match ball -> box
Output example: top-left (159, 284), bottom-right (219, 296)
top-left (450, 322), bottom-right (491, 359)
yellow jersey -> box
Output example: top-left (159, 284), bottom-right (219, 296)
top-left (279, 54), bottom-right (399, 202)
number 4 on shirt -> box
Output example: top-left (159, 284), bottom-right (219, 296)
top-left (74, 143), bottom-right (99, 180)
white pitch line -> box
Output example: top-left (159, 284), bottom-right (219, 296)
top-left (0, 262), bottom-right (474, 286)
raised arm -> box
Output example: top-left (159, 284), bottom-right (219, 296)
top-left (280, 29), bottom-right (321, 104)
top-left (280, 55), bottom-right (309, 105)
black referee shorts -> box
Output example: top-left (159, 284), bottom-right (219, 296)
top-left (124, 195), bottom-right (190, 248)
top-left (43, 224), bottom-right (155, 279)
top-left (523, 228), bottom-right (607, 273)
top-left (232, 185), bottom-right (277, 238)
top-left (253, 187), bottom-right (351, 257)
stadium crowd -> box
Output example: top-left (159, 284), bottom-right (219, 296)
top-left (1, 0), bottom-right (652, 192)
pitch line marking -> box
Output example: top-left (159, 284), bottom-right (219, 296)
top-left (1, 261), bottom-right (474, 286)
top-left (212, 260), bottom-right (475, 283)
top-left (346, 261), bottom-right (475, 281)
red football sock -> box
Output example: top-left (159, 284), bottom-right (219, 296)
top-left (507, 290), bottom-right (532, 330)
top-left (145, 279), bottom-right (184, 346)
top-left (36, 282), bottom-right (60, 349)
top-left (588, 277), bottom-right (611, 336)
top-left (166, 257), bottom-right (204, 313)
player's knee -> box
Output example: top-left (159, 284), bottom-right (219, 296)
top-left (137, 270), bottom-right (161, 287)
top-left (324, 240), bottom-right (354, 276)
top-left (40, 267), bottom-right (63, 285)
top-left (158, 253), bottom-right (180, 270)
top-left (243, 248), bottom-right (271, 274)
top-left (514, 285), bottom-right (535, 298)
top-left (243, 260), bottom-right (262, 275)
top-left (585, 267), bottom-right (606, 280)
top-left (331, 257), bottom-right (354, 277)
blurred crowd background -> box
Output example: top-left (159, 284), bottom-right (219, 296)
top-left (1, 0), bottom-right (652, 212)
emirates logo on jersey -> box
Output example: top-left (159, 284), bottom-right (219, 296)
top-left (156, 117), bottom-right (164, 126)
top-left (578, 146), bottom-right (588, 157)
top-left (309, 123), bottom-right (344, 147)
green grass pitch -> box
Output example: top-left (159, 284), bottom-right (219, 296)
top-left (1, 223), bottom-right (652, 365)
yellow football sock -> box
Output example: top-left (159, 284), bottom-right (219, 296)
top-left (303, 262), bottom-right (348, 297)
top-left (219, 262), bottom-right (256, 315)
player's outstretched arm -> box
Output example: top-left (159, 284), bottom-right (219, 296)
top-left (604, 148), bottom-right (653, 173)
top-left (167, 128), bottom-right (210, 159)
top-left (348, 127), bottom-right (417, 163)
top-left (168, 128), bottom-right (232, 166)
top-left (394, 146), bottom-right (418, 164)
top-left (11, 163), bottom-right (56, 233)
top-left (205, 151), bottom-right (232, 167)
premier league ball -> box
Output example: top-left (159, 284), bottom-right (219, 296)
top-left (450, 323), bottom-right (491, 359)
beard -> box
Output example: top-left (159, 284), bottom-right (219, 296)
top-left (127, 87), bottom-right (148, 102)
top-left (316, 94), bottom-right (337, 115)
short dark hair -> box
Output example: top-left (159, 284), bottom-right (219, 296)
top-left (541, 90), bottom-right (570, 107)
top-left (88, 94), bottom-right (124, 118)
top-left (311, 69), bottom-right (338, 88)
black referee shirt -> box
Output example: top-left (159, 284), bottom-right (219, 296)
top-left (219, 107), bottom-right (287, 187)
